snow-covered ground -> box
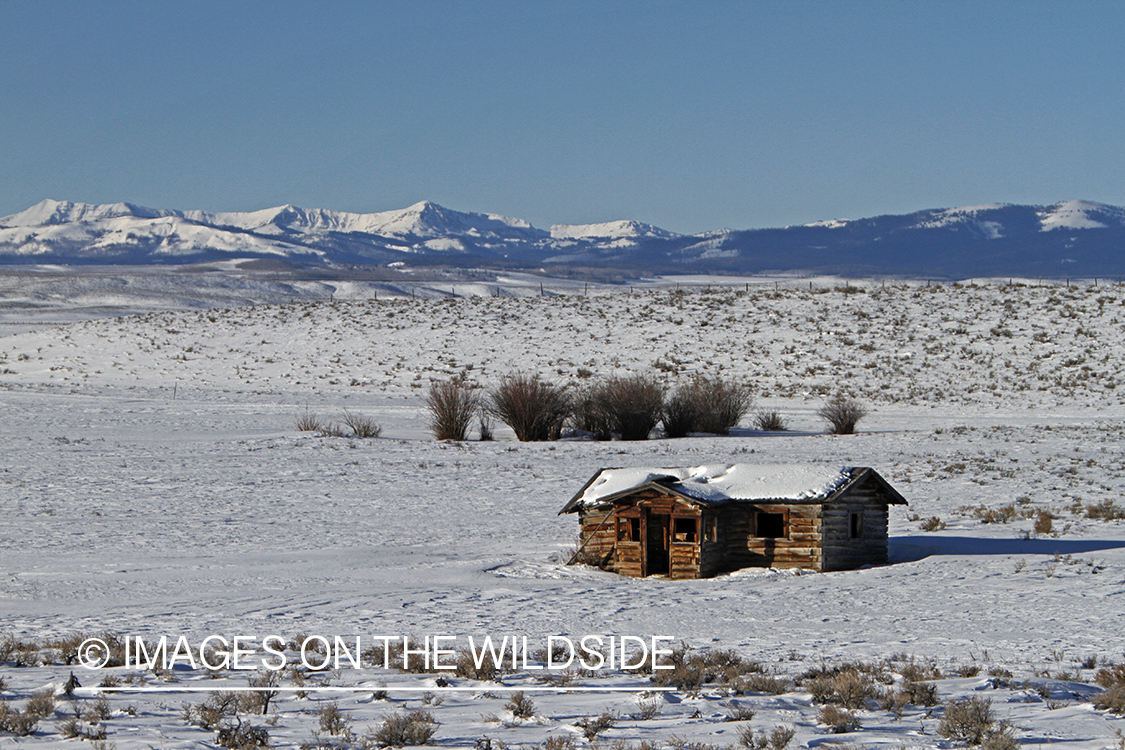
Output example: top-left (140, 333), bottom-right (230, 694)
top-left (2, 276), bottom-right (1124, 747)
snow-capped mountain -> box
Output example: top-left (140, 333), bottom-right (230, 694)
top-left (2, 198), bottom-right (1124, 276)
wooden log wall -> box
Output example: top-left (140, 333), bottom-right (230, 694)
top-left (820, 483), bottom-right (892, 571)
top-left (577, 509), bottom-right (618, 572)
top-left (717, 503), bottom-right (824, 571)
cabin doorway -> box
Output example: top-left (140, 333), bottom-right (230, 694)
top-left (645, 511), bottom-right (670, 576)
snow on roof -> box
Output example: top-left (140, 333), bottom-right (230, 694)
top-left (569, 464), bottom-right (854, 509)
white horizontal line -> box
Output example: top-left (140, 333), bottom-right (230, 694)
top-left (78, 686), bottom-right (672, 694)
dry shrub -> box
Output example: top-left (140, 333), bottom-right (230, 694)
top-left (454, 646), bottom-right (506, 681)
top-left (505, 691), bottom-right (536, 719)
top-left (23, 688), bottom-right (56, 719)
top-left (488, 373), bottom-right (569, 441)
top-left (920, 516), bottom-right (946, 532)
top-left (817, 395), bottom-right (868, 434)
top-left (543, 736), bottom-right (577, 750)
top-left (0, 703), bottom-right (38, 736)
top-left (575, 711), bottom-right (616, 740)
top-left (1095, 665), bottom-right (1125, 714)
top-left (570, 386), bottom-right (613, 439)
top-left (216, 718), bottom-right (270, 749)
top-left (833, 669), bottom-right (877, 709)
top-left (898, 657), bottom-right (943, 682)
top-left (724, 702), bottom-right (755, 721)
top-left (318, 421), bottom-right (346, 438)
top-left (660, 386), bottom-right (700, 438)
top-left (243, 670), bottom-right (280, 715)
top-left (296, 406), bottom-right (322, 432)
top-left (477, 414), bottom-right (494, 441)
top-left (1034, 509), bottom-right (1054, 535)
top-left (1094, 685), bottom-right (1125, 714)
top-left (317, 701), bottom-right (351, 736)
top-left (1086, 499), bottom-right (1125, 520)
top-left (693, 376), bottom-right (753, 434)
top-left (650, 650), bottom-right (704, 694)
top-left (573, 374), bottom-right (664, 440)
top-left (567, 533), bottom-right (608, 568)
top-left (426, 379), bottom-right (481, 441)
top-left (372, 709), bottom-right (437, 747)
top-left (902, 680), bottom-right (939, 707)
top-left (752, 409), bottom-right (788, 431)
top-left (341, 409), bottom-right (382, 438)
top-left (733, 672), bottom-right (793, 695)
top-left (737, 725), bottom-right (796, 750)
top-left (938, 696), bottom-right (994, 744)
top-left (818, 705), bottom-right (860, 733)
top-left (184, 691), bottom-right (240, 730)
top-left (663, 376), bottom-right (753, 436)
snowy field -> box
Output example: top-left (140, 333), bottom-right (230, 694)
top-left (2, 274), bottom-right (1124, 747)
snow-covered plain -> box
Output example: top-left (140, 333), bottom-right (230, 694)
top-left (2, 275), bottom-right (1125, 747)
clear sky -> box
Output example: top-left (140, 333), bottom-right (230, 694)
top-left (2, 0), bottom-right (1124, 235)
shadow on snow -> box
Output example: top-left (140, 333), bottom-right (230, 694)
top-left (890, 534), bottom-right (1125, 563)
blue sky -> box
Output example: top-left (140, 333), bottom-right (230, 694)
top-left (2, 1), bottom-right (1124, 234)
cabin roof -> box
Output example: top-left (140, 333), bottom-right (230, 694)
top-left (559, 463), bottom-right (907, 514)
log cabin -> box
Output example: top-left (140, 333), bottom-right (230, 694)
top-left (560, 464), bottom-right (907, 579)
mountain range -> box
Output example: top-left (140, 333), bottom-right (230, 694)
top-left (3, 198), bottom-right (1124, 278)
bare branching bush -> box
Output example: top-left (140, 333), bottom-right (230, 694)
top-left (426, 379), bottom-right (481, 441)
top-left (737, 725), bottom-right (796, 750)
top-left (570, 387), bottom-right (613, 440)
top-left (660, 387), bottom-right (700, 438)
top-left (317, 701), bottom-right (352, 736)
top-left (1095, 665), bottom-right (1125, 714)
top-left (920, 516), bottom-right (946, 532)
top-left (631, 696), bottom-right (662, 721)
top-left (341, 409), bottom-right (382, 439)
top-left (487, 373), bottom-right (569, 441)
top-left (372, 709), bottom-right (437, 747)
top-left (543, 735), bottom-right (576, 750)
top-left (296, 406), bottom-right (322, 432)
top-left (454, 646), bottom-right (507, 681)
top-left (723, 702), bottom-right (755, 721)
top-left (244, 670), bottom-right (280, 715)
top-left (833, 669), bottom-right (877, 709)
top-left (752, 409), bottom-right (788, 431)
top-left (505, 691), bottom-right (536, 719)
top-left (574, 375), bottom-right (664, 440)
top-left (938, 696), bottom-right (995, 744)
top-left (902, 680), bottom-right (939, 707)
top-left (1034, 509), bottom-right (1054, 535)
top-left (732, 672), bottom-right (793, 695)
top-left (184, 691), bottom-right (240, 730)
top-left (24, 688), bottom-right (56, 719)
top-left (318, 421), bottom-right (346, 438)
top-left (817, 705), bottom-right (860, 733)
top-left (567, 533), bottom-right (608, 568)
top-left (980, 721), bottom-right (1019, 750)
top-left (1086, 499), bottom-right (1125, 521)
top-left (0, 703), bottom-right (39, 736)
top-left (477, 414), bottom-right (494, 441)
top-left (662, 376), bottom-right (753, 436)
top-left (216, 717), bottom-right (271, 749)
top-left (817, 395), bottom-right (868, 434)
top-left (575, 710), bottom-right (617, 740)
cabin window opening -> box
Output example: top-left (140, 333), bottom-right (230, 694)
top-left (704, 517), bottom-right (717, 542)
top-left (755, 511), bottom-right (787, 539)
top-left (849, 511), bottom-right (863, 539)
top-left (618, 516), bottom-right (641, 542)
top-left (673, 517), bottom-right (698, 543)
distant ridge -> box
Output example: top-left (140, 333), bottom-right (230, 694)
top-left (3, 198), bottom-right (1125, 277)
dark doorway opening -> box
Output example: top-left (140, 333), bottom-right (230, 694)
top-left (645, 512), bottom-right (670, 575)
